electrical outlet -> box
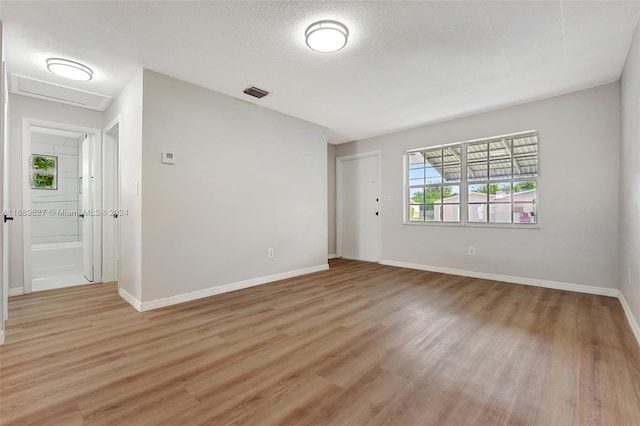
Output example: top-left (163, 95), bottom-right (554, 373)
top-left (268, 248), bottom-right (275, 258)
top-left (468, 246), bottom-right (475, 256)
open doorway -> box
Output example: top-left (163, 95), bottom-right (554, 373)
top-left (22, 119), bottom-right (102, 292)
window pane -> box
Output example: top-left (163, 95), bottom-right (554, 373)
top-left (467, 142), bottom-right (488, 163)
top-left (443, 204), bottom-right (460, 222)
top-left (467, 163), bottom-right (488, 181)
top-left (442, 146), bottom-right (461, 164)
top-left (489, 203), bottom-right (512, 223)
top-left (424, 204), bottom-right (440, 222)
top-left (493, 183), bottom-right (512, 203)
top-left (424, 187), bottom-right (442, 204)
top-left (489, 159), bottom-right (512, 180)
top-left (409, 188), bottom-right (424, 204)
top-left (409, 168), bottom-right (425, 179)
top-left (514, 156), bottom-right (538, 177)
top-left (514, 203), bottom-right (536, 223)
top-left (514, 181), bottom-right (537, 202)
top-left (409, 205), bottom-right (424, 222)
top-left (443, 164), bottom-right (461, 183)
top-left (408, 152), bottom-right (424, 169)
top-left (424, 150), bottom-right (442, 168)
top-left (31, 172), bottom-right (56, 189)
top-left (512, 136), bottom-right (538, 156)
top-left (468, 203), bottom-right (487, 222)
top-left (409, 168), bottom-right (424, 186)
top-left (443, 186), bottom-right (460, 203)
top-left (425, 167), bottom-right (442, 184)
top-left (32, 155), bottom-right (57, 171)
top-left (489, 140), bottom-right (510, 159)
top-left (468, 184), bottom-right (490, 203)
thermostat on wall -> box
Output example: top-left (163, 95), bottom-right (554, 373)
top-left (161, 152), bottom-right (176, 164)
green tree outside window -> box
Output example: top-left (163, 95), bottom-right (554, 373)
top-left (31, 155), bottom-right (57, 190)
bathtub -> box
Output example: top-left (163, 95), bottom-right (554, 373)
top-left (31, 241), bottom-right (91, 291)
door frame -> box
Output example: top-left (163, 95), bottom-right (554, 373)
top-left (102, 116), bottom-right (119, 283)
top-left (336, 151), bottom-right (382, 262)
top-left (1, 29), bottom-right (7, 333)
top-left (21, 118), bottom-right (102, 293)
top-left (80, 133), bottom-right (95, 282)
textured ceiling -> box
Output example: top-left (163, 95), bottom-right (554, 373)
top-left (2, 1), bottom-right (639, 144)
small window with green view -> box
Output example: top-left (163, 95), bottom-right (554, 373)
top-left (31, 154), bottom-right (58, 190)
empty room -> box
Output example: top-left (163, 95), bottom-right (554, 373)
top-left (1, 1), bottom-right (640, 425)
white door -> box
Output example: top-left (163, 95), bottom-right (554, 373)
top-left (81, 135), bottom-right (93, 282)
top-left (102, 129), bottom-right (119, 283)
top-left (2, 93), bottom-right (7, 321)
top-left (340, 154), bottom-right (380, 262)
top-left (2, 52), bottom-right (8, 323)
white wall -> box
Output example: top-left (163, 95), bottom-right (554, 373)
top-left (103, 70), bottom-right (143, 301)
top-left (7, 94), bottom-right (103, 291)
top-left (140, 70), bottom-right (327, 303)
top-left (30, 132), bottom-right (80, 244)
top-left (620, 23), bottom-right (640, 325)
top-left (335, 83), bottom-right (621, 289)
top-left (328, 143), bottom-right (336, 256)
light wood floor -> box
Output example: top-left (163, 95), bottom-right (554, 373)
top-left (1, 259), bottom-right (640, 425)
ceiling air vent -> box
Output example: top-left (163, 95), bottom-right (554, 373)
top-left (243, 86), bottom-right (269, 99)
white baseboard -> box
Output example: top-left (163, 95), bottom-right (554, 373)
top-left (328, 254), bottom-right (338, 259)
top-left (618, 290), bottom-right (640, 348)
top-left (380, 259), bottom-right (619, 298)
top-left (341, 256), bottom-right (376, 262)
top-left (8, 287), bottom-right (24, 297)
top-left (140, 264), bottom-right (329, 312)
top-left (118, 287), bottom-right (142, 312)
top-left (0, 330), bottom-right (4, 345)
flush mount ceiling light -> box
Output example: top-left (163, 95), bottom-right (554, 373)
top-left (305, 20), bottom-right (349, 53)
top-left (46, 58), bottom-right (93, 81)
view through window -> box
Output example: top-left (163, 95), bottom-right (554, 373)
top-left (407, 131), bottom-right (538, 225)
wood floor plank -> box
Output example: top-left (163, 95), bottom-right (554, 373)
top-left (1, 258), bottom-right (639, 425)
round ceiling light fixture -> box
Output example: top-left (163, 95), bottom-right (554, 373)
top-left (305, 20), bottom-right (349, 53)
top-left (46, 58), bottom-right (93, 81)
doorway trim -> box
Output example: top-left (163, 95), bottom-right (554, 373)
top-left (21, 118), bottom-right (102, 293)
top-left (336, 150), bottom-right (382, 262)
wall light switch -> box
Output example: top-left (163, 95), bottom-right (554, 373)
top-left (161, 152), bottom-right (176, 164)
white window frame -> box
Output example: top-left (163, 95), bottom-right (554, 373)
top-left (404, 130), bottom-right (539, 228)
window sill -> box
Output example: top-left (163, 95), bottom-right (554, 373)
top-left (403, 221), bottom-right (540, 230)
